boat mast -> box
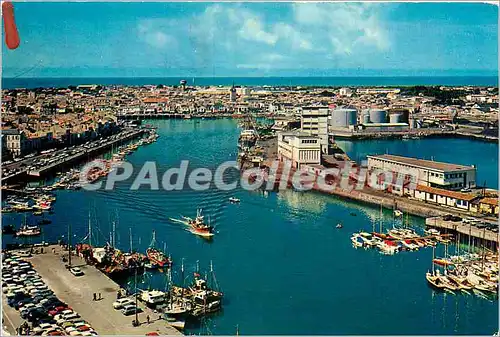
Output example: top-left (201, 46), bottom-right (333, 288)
top-left (112, 220), bottom-right (116, 248)
top-left (150, 230), bottom-right (157, 248)
top-left (129, 228), bottom-right (133, 253)
top-left (431, 245), bottom-right (435, 276)
top-left (210, 260), bottom-right (219, 291)
top-left (88, 210), bottom-right (92, 247)
top-left (68, 222), bottom-right (72, 268)
top-left (379, 204), bottom-right (383, 233)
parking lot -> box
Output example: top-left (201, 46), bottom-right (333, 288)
top-left (2, 246), bottom-right (181, 335)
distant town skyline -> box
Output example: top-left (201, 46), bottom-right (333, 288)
top-left (2, 2), bottom-right (498, 78)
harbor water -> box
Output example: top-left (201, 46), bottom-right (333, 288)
top-left (2, 119), bottom-right (498, 334)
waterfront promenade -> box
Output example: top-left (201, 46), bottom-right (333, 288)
top-left (2, 245), bottom-right (181, 335)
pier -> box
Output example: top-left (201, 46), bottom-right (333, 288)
top-left (2, 245), bottom-right (182, 335)
top-left (425, 217), bottom-right (499, 251)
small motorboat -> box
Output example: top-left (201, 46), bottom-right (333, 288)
top-left (424, 228), bottom-right (440, 236)
top-left (351, 234), bottom-right (364, 248)
top-left (229, 197), bottom-right (240, 203)
top-left (394, 210), bottom-right (403, 217)
top-left (336, 223), bottom-right (343, 229)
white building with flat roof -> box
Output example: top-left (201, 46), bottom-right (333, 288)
top-left (367, 154), bottom-right (476, 191)
top-left (277, 131), bottom-right (321, 169)
top-left (300, 106), bottom-right (329, 153)
top-left (357, 88), bottom-right (401, 95)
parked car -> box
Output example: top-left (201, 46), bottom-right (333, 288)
top-left (476, 222), bottom-right (488, 229)
top-left (112, 298), bottom-right (134, 309)
top-left (121, 304), bottom-right (142, 316)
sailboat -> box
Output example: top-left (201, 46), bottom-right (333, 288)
top-left (426, 246), bottom-right (445, 290)
top-left (146, 230), bottom-right (172, 268)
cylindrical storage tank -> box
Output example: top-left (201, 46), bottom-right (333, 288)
top-left (388, 109), bottom-right (409, 123)
top-left (369, 109), bottom-right (387, 124)
top-left (389, 113), bottom-right (403, 124)
top-left (362, 113), bottom-right (370, 124)
top-left (331, 108), bottom-right (357, 128)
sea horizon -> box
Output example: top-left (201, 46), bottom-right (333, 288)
top-left (2, 75), bottom-right (498, 89)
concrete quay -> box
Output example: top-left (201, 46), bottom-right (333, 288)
top-left (28, 129), bottom-right (146, 177)
top-left (2, 129), bottom-right (146, 185)
top-left (3, 245), bottom-right (181, 335)
top-left (425, 217), bottom-right (499, 249)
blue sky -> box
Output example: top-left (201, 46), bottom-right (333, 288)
top-left (2, 2), bottom-right (498, 78)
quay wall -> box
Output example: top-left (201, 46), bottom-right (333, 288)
top-left (2, 129), bottom-right (146, 185)
top-left (330, 129), bottom-right (497, 143)
top-left (30, 129), bottom-right (146, 177)
top-left (269, 172), bottom-right (497, 227)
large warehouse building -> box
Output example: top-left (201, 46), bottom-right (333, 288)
top-left (367, 154), bottom-right (477, 191)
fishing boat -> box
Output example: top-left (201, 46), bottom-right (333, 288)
top-left (170, 209), bottom-right (215, 238)
top-left (146, 230), bottom-right (172, 268)
top-left (16, 225), bottom-right (41, 237)
top-left (228, 197), bottom-right (240, 203)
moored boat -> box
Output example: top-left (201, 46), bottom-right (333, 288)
top-left (16, 225), bottom-right (41, 237)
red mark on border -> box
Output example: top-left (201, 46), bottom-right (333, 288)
top-left (2, 1), bottom-right (20, 50)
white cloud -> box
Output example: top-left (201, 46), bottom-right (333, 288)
top-left (137, 20), bottom-right (176, 49)
top-left (291, 3), bottom-right (389, 55)
top-left (135, 3), bottom-right (391, 70)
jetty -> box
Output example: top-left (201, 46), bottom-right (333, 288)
top-left (426, 217), bottom-right (499, 251)
top-left (2, 245), bottom-right (182, 336)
